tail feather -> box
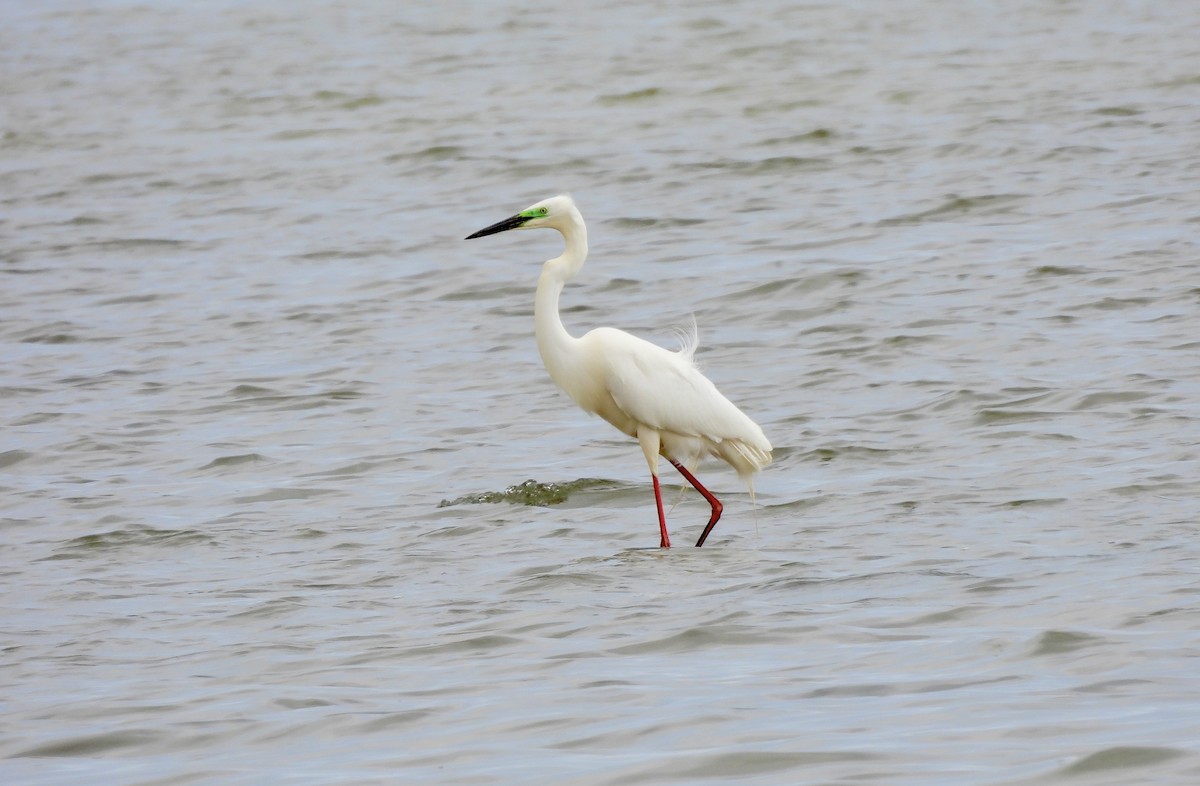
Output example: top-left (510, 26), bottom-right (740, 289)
top-left (717, 438), bottom-right (773, 480)
top-left (718, 437), bottom-right (769, 541)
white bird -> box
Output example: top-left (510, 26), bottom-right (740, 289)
top-left (466, 195), bottom-right (771, 548)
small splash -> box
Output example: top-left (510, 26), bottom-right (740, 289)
top-left (438, 478), bottom-right (613, 508)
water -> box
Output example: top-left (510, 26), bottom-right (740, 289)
top-left (3, 1), bottom-right (1199, 783)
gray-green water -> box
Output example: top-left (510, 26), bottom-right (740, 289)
top-left (4, 1), bottom-right (1199, 784)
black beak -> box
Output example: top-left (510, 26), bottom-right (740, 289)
top-left (465, 213), bottom-right (526, 240)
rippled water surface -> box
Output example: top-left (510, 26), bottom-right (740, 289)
top-left (4, 1), bottom-right (1200, 783)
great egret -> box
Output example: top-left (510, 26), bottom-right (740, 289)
top-left (466, 195), bottom-right (771, 548)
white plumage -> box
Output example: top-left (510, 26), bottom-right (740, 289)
top-left (466, 194), bottom-right (771, 548)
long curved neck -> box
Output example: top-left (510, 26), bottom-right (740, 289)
top-left (535, 211), bottom-right (588, 389)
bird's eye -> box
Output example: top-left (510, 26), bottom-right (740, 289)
top-left (538, 207), bottom-right (548, 215)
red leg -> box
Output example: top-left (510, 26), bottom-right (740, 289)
top-left (670, 460), bottom-right (723, 547)
top-left (651, 474), bottom-right (671, 548)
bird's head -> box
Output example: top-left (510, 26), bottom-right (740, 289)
top-left (465, 194), bottom-right (578, 239)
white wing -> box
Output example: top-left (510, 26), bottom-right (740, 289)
top-left (581, 327), bottom-right (772, 474)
